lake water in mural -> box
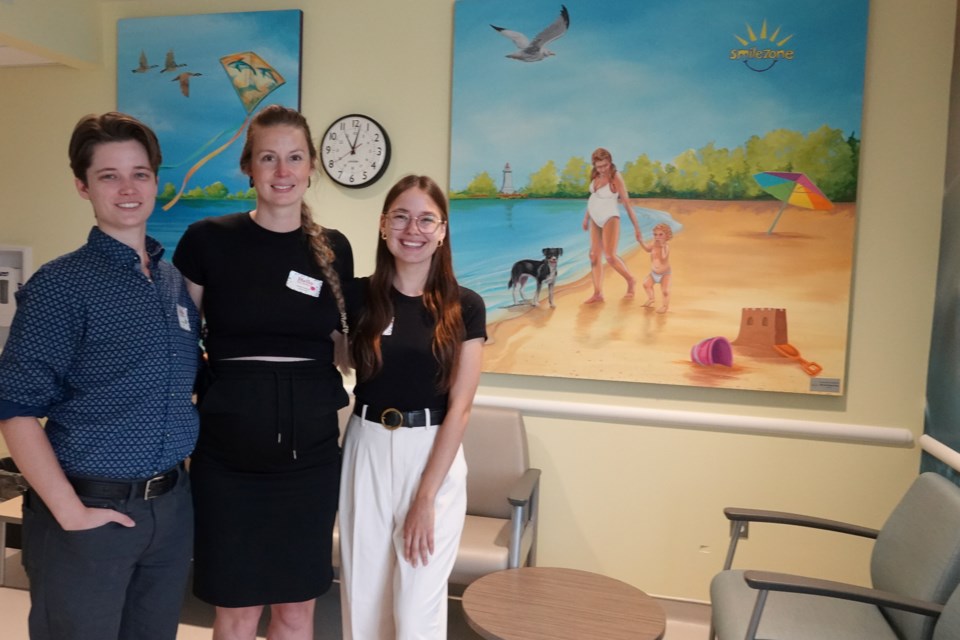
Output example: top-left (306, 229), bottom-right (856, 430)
top-left (449, 198), bottom-right (680, 322)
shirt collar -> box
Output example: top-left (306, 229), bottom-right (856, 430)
top-left (86, 226), bottom-right (165, 270)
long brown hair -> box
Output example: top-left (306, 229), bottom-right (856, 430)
top-left (352, 175), bottom-right (465, 391)
top-left (590, 147), bottom-right (618, 182)
top-left (240, 105), bottom-right (348, 334)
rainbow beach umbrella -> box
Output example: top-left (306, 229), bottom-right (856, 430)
top-left (754, 171), bottom-right (833, 234)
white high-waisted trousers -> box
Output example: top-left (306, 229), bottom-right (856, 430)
top-left (339, 408), bottom-right (467, 640)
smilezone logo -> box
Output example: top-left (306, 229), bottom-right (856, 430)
top-left (730, 19), bottom-right (795, 72)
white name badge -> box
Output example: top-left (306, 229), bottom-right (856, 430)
top-left (176, 304), bottom-right (191, 331)
top-left (286, 270), bottom-right (323, 297)
top-left (383, 318), bottom-right (394, 336)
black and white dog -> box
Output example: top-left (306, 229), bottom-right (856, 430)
top-left (507, 247), bottom-right (563, 308)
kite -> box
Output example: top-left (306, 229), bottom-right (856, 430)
top-left (162, 51), bottom-right (285, 211)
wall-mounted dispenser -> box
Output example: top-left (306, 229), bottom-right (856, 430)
top-left (0, 246), bottom-right (31, 350)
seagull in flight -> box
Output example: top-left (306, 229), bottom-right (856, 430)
top-left (491, 5), bottom-right (569, 62)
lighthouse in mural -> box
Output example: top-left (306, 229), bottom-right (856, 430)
top-left (500, 162), bottom-right (515, 195)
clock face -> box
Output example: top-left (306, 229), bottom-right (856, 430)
top-left (320, 114), bottom-right (391, 188)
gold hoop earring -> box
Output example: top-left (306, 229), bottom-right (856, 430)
top-left (381, 232), bottom-right (387, 240)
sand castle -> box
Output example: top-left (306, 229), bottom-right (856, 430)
top-left (732, 307), bottom-right (788, 353)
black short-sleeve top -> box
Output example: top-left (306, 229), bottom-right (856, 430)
top-left (173, 212), bottom-right (353, 363)
top-left (350, 278), bottom-right (486, 411)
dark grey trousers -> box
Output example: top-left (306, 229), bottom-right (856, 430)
top-left (21, 468), bottom-right (193, 640)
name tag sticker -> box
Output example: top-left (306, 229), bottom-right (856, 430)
top-left (383, 318), bottom-right (394, 336)
top-left (176, 304), bottom-right (191, 331)
top-left (286, 271), bottom-right (322, 297)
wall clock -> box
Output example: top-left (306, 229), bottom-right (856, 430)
top-left (319, 114), bottom-right (391, 188)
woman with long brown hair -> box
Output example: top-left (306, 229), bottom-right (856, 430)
top-left (581, 147), bottom-right (642, 303)
top-left (339, 175), bottom-right (485, 639)
top-left (173, 105), bottom-right (351, 640)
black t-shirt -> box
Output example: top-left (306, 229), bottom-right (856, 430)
top-left (173, 212), bottom-right (354, 362)
top-left (351, 278), bottom-right (486, 411)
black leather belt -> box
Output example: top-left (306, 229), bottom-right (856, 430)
top-left (354, 402), bottom-right (446, 430)
top-left (68, 464), bottom-right (182, 501)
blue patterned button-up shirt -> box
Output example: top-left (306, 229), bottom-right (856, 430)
top-left (0, 227), bottom-right (200, 479)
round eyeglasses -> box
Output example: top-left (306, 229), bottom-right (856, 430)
top-left (385, 212), bottom-right (444, 234)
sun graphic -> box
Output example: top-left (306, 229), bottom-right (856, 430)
top-left (731, 19), bottom-right (796, 72)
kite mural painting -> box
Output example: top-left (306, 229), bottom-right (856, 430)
top-left (449, 0), bottom-right (868, 395)
top-left (161, 51), bottom-right (287, 211)
top-left (117, 10), bottom-right (302, 249)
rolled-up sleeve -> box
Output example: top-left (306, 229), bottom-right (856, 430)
top-left (0, 267), bottom-right (83, 417)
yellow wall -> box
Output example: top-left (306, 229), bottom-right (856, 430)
top-left (0, 0), bottom-right (101, 68)
top-left (0, 0), bottom-right (955, 601)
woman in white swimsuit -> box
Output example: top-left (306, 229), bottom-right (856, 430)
top-left (581, 147), bottom-right (642, 304)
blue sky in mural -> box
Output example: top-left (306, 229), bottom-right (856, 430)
top-left (450, 0), bottom-right (868, 190)
top-left (117, 10), bottom-right (301, 196)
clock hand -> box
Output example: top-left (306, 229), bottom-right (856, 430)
top-left (350, 126), bottom-right (361, 153)
top-left (332, 148), bottom-right (355, 163)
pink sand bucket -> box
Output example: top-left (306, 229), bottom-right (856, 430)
top-left (690, 336), bottom-right (733, 367)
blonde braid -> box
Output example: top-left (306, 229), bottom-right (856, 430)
top-left (300, 204), bottom-right (348, 335)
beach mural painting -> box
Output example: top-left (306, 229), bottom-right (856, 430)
top-left (450, 0), bottom-right (868, 395)
top-left (117, 10), bottom-right (303, 250)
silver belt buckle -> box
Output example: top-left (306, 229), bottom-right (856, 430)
top-left (143, 474), bottom-right (165, 500)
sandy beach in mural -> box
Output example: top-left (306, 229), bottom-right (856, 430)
top-left (481, 199), bottom-right (857, 395)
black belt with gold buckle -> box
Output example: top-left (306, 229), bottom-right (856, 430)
top-left (354, 402), bottom-right (446, 430)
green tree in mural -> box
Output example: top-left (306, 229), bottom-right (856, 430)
top-left (621, 154), bottom-right (661, 196)
top-left (558, 156), bottom-right (590, 196)
top-left (792, 125), bottom-right (856, 202)
top-left (466, 126), bottom-right (859, 202)
top-left (463, 171), bottom-right (499, 197)
top-left (527, 161), bottom-right (560, 197)
top-left (662, 148), bottom-right (713, 197)
top-left (204, 181), bottom-right (230, 199)
top-left (743, 129), bottom-right (805, 195)
top-left (837, 131), bottom-right (860, 202)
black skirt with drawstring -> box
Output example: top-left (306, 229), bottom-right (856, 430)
top-left (190, 359), bottom-right (343, 607)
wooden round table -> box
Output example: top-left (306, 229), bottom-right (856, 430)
top-left (461, 567), bottom-right (666, 640)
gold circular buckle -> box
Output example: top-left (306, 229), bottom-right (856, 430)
top-left (380, 408), bottom-right (404, 430)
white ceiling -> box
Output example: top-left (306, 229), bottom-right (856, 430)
top-left (0, 44), bottom-right (58, 67)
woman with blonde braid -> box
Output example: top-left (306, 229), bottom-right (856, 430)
top-left (173, 105), bottom-right (352, 640)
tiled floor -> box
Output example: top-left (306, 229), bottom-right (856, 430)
top-left (0, 572), bottom-right (711, 639)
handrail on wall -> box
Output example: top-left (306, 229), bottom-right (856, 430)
top-left (473, 394), bottom-right (915, 448)
top-left (920, 435), bottom-right (960, 473)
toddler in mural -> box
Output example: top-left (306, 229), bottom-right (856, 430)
top-left (639, 222), bottom-right (673, 313)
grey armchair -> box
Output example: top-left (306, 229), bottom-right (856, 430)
top-left (710, 472), bottom-right (960, 640)
top-left (332, 403), bottom-right (540, 591)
